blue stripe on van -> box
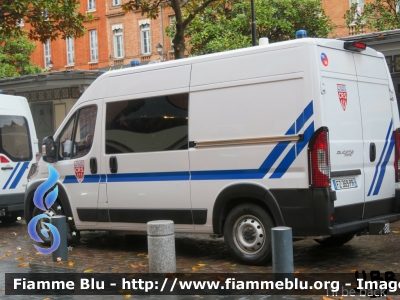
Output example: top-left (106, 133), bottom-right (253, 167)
top-left (2, 162), bottom-right (20, 190)
top-left (373, 131), bottom-right (395, 196)
top-left (367, 121), bottom-right (393, 197)
top-left (108, 171), bottom-right (190, 182)
top-left (64, 174), bottom-right (102, 184)
top-left (191, 169), bottom-right (264, 181)
top-left (269, 121), bottom-right (315, 179)
top-left (258, 100), bottom-right (313, 174)
top-left (9, 162), bottom-right (29, 189)
top-left (63, 101), bottom-right (315, 184)
top-left (296, 101), bottom-right (313, 133)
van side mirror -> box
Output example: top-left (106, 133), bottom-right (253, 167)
top-left (42, 136), bottom-right (57, 163)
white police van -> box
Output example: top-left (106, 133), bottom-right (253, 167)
top-left (0, 95), bottom-right (39, 223)
top-left (25, 37), bottom-right (400, 265)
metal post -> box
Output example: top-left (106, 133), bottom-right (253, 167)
top-left (147, 220), bottom-right (176, 273)
top-left (271, 227), bottom-right (294, 280)
top-left (251, 0), bottom-right (257, 46)
top-left (160, 5), bottom-right (165, 61)
top-left (51, 215), bottom-right (68, 262)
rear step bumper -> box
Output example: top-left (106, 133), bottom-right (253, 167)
top-left (329, 213), bottom-right (400, 235)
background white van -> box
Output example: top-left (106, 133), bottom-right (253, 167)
top-left (0, 95), bottom-right (38, 223)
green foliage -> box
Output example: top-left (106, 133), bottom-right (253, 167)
top-left (122, 0), bottom-right (222, 59)
top-left (0, 0), bottom-right (90, 43)
top-left (345, 0), bottom-right (400, 34)
top-left (182, 0), bottom-right (334, 56)
top-left (0, 31), bottom-right (42, 78)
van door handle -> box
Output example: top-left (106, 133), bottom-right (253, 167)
top-left (370, 143), bottom-right (376, 162)
top-left (90, 157), bottom-right (97, 174)
top-left (109, 156), bottom-right (118, 173)
top-left (1, 166), bottom-right (13, 170)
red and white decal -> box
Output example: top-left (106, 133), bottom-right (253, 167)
top-left (337, 84), bottom-right (347, 111)
top-left (74, 160), bottom-right (85, 183)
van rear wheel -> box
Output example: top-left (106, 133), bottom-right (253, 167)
top-left (314, 233), bottom-right (355, 247)
top-left (224, 203), bottom-right (274, 266)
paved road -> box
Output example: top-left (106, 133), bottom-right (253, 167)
top-left (1, 219), bottom-right (400, 299)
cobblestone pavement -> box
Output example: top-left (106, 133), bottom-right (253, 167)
top-left (1, 219), bottom-right (400, 300)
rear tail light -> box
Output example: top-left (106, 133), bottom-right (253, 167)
top-left (0, 155), bottom-right (10, 163)
top-left (344, 41), bottom-right (367, 52)
top-left (308, 127), bottom-right (331, 187)
top-left (36, 153), bottom-right (41, 163)
top-left (394, 129), bottom-right (400, 182)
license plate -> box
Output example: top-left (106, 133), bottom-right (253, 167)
top-left (332, 178), bottom-right (357, 190)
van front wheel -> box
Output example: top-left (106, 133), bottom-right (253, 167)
top-left (224, 203), bottom-right (274, 266)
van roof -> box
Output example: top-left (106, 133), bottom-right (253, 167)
top-left (78, 38), bottom-right (381, 104)
top-left (0, 94), bottom-right (30, 115)
top-left (102, 38), bottom-right (379, 78)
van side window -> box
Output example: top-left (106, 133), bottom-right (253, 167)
top-left (0, 115), bottom-right (32, 162)
top-left (72, 106), bottom-right (97, 159)
top-left (105, 93), bottom-right (188, 154)
top-left (58, 115), bottom-right (76, 160)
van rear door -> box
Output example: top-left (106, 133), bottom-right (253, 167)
top-left (354, 53), bottom-right (396, 219)
top-left (318, 47), bottom-right (365, 223)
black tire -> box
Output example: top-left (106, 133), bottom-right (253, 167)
top-left (224, 203), bottom-right (274, 266)
top-left (32, 199), bottom-right (79, 245)
top-left (0, 216), bottom-right (17, 224)
top-left (314, 233), bottom-right (355, 247)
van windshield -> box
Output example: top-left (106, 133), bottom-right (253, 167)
top-left (0, 115), bottom-right (32, 162)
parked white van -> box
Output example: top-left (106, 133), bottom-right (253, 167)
top-left (25, 38), bottom-right (400, 265)
top-left (0, 95), bottom-right (38, 223)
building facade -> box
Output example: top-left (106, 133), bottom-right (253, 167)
top-left (322, 0), bottom-right (369, 37)
top-left (25, 0), bottom-right (175, 71)
top-left (0, 71), bottom-right (104, 146)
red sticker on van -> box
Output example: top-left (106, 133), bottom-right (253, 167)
top-left (337, 84), bottom-right (347, 111)
top-left (74, 160), bottom-right (85, 183)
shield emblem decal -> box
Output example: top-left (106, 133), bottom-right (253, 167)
top-left (337, 84), bottom-right (347, 111)
top-left (74, 160), bottom-right (85, 183)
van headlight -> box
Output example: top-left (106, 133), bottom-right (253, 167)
top-left (27, 163), bottom-right (38, 181)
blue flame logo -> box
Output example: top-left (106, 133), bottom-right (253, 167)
top-left (28, 164), bottom-right (61, 254)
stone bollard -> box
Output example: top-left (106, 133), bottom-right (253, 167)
top-left (271, 226), bottom-right (294, 281)
top-left (147, 220), bottom-right (176, 273)
top-left (51, 215), bottom-right (68, 262)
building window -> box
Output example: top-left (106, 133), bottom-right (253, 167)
top-left (17, 18), bottom-right (24, 27)
top-left (140, 23), bottom-right (151, 55)
top-left (89, 30), bottom-right (98, 62)
top-left (350, 0), bottom-right (364, 17)
top-left (105, 93), bottom-right (189, 154)
top-left (44, 40), bottom-right (51, 68)
top-left (113, 26), bottom-right (124, 58)
top-left (66, 37), bottom-right (74, 65)
top-left (88, 0), bottom-right (96, 11)
top-left (112, 0), bottom-right (121, 6)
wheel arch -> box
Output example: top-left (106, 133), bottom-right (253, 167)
top-left (212, 183), bottom-right (285, 234)
top-left (24, 180), bottom-right (76, 230)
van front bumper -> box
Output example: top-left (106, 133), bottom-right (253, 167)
top-left (0, 193), bottom-right (25, 215)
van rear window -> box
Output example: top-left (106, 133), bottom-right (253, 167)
top-left (0, 115), bottom-right (32, 162)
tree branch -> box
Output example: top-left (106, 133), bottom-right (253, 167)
top-left (182, 0), bottom-right (217, 28)
top-left (180, 0), bottom-right (190, 8)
